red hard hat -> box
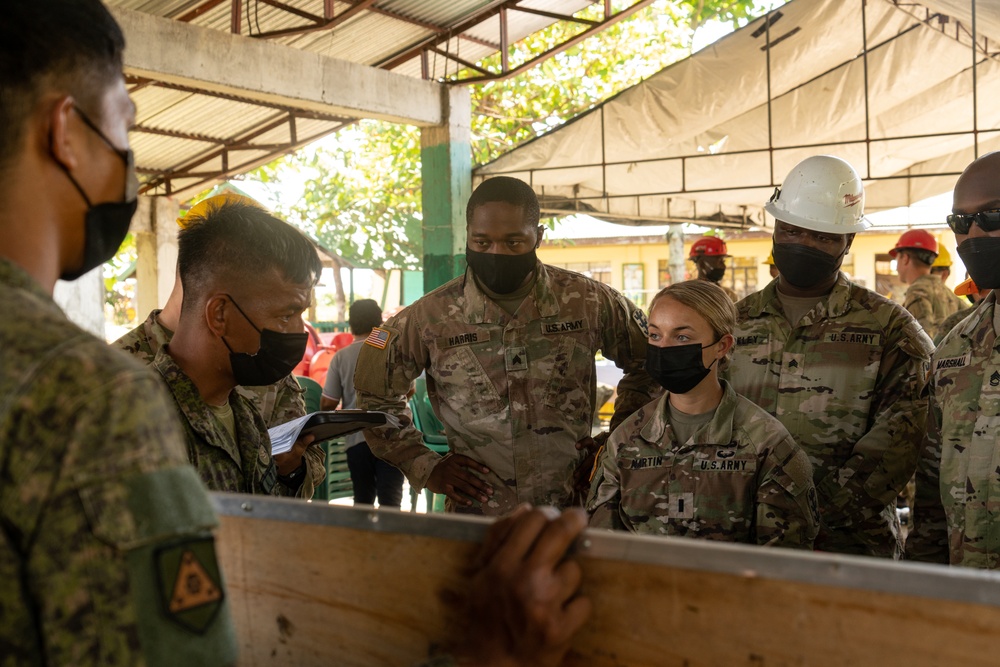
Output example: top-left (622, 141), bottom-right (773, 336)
top-left (889, 229), bottom-right (938, 258)
top-left (689, 237), bottom-right (729, 259)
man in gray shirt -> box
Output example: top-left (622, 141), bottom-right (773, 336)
top-left (323, 299), bottom-right (405, 507)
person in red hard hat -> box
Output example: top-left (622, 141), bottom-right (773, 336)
top-left (690, 236), bottom-right (738, 302)
top-left (890, 229), bottom-right (959, 340)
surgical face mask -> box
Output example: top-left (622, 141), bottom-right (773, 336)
top-left (644, 341), bottom-right (720, 395)
top-left (957, 236), bottom-right (1000, 290)
top-left (56, 106), bottom-right (139, 281)
top-left (772, 242), bottom-right (844, 289)
top-left (221, 296), bottom-right (308, 387)
top-left (465, 247), bottom-right (537, 294)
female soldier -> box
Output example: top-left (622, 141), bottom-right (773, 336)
top-left (587, 281), bottom-right (819, 548)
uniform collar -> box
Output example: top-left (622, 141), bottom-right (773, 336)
top-left (461, 261), bottom-right (560, 323)
top-left (639, 379), bottom-right (738, 446)
top-left (747, 271), bottom-right (854, 323)
top-left (141, 308), bottom-right (172, 356)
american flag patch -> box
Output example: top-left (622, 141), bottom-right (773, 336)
top-left (365, 327), bottom-right (391, 349)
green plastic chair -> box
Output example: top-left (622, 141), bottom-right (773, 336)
top-left (409, 376), bottom-right (449, 512)
top-left (294, 375), bottom-right (353, 503)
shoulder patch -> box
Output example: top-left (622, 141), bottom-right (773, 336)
top-left (632, 309), bottom-right (649, 337)
top-left (156, 537), bottom-right (225, 634)
top-left (365, 327), bottom-right (391, 349)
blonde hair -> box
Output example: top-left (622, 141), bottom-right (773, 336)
top-left (649, 280), bottom-right (737, 341)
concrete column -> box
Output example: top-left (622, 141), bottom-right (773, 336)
top-left (133, 195), bottom-right (180, 318)
top-left (54, 268), bottom-right (105, 339)
top-left (420, 86), bottom-right (472, 292)
top-left (667, 225), bottom-right (687, 284)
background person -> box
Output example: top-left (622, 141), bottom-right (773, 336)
top-left (587, 281), bottom-right (818, 548)
top-left (889, 229), bottom-right (958, 340)
top-left (724, 155), bottom-right (933, 559)
top-left (322, 299), bottom-right (406, 508)
top-left (690, 236), bottom-right (739, 302)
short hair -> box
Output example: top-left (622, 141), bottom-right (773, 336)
top-left (177, 200), bottom-right (322, 315)
top-left (1, 0), bottom-right (125, 174)
top-left (649, 280), bottom-right (737, 342)
top-left (900, 248), bottom-right (936, 267)
top-left (466, 177), bottom-right (540, 227)
top-left (348, 299), bottom-right (382, 336)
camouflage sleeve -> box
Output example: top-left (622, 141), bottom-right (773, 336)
top-left (269, 375), bottom-right (307, 426)
top-left (354, 316), bottom-right (441, 490)
top-left (586, 430), bottom-right (625, 530)
top-left (4, 365), bottom-right (236, 666)
top-left (597, 288), bottom-right (660, 432)
top-left (905, 380), bottom-right (950, 563)
top-left (814, 320), bottom-right (932, 527)
top-left (903, 289), bottom-right (935, 338)
top-left (754, 434), bottom-right (820, 549)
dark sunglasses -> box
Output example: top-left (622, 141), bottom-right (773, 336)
top-left (946, 208), bottom-right (1000, 235)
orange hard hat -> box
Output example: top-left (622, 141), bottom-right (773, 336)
top-left (889, 229), bottom-right (938, 258)
top-left (689, 237), bottom-right (729, 259)
top-left (955, 277), bottom-right (979, 297)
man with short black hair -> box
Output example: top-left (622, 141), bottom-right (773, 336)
top-left (0, 0), bottom-right (236, 662)
top-left (890, 229), bottom-right (958, 340)
top-left (322, 299), bottom-right (405, 507)
top-left (356, 176), bottom-right (658, 515)
top-left (142, 198), bottom-right (324, 495)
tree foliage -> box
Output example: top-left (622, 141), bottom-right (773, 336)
top-left (245, 0), bottom-right (772, 270)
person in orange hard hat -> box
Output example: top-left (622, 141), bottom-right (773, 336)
top-left (890, 229), bottom-right (959, 340)
top-left (690, 236), bottom-right (738, 302)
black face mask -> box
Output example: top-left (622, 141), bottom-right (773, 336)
top-left (957, 236), bottom-right (1000, 290)
top-left (222, 296), bottom-right (308, 387)
top-left (645, 341), bottom-right (719, 395)
top-left (465, 247), bottom-right (538, 295)
top-left (56, 107), bottom-right (139, 281)
top-left (772, 242), bottom-right (844, 289)
top-left (704, 267), bottom-right (726, 283)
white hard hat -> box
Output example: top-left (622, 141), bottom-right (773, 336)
top-left (764, 155), bottom-right (871, 234)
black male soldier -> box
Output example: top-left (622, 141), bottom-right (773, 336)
top-left (723, 155), bottom-right (933, 559)
top-left (0, 0), bottom-right (236, 662)
top-left (356, 176), bottom-right (657, 514)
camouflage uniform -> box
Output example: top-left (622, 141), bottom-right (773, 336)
top-left (587, 381), bottom-right (819, 548)
top-left (115, 309), bottom-right (324, 496)
top-left (903, 273), bottom-right (961, 341)
top-left (933, 305), bottom-right (974, 346)
top-left (0, 258), bottom-right (236, 665)
top-left (355, 263), bottom-right (658, 515)
top-left (722, 273), bottom-right (933, 558)
top-left (720, 283), bottom-right (740, 303)
top-left (907, 293), bottom-right (1000, 567)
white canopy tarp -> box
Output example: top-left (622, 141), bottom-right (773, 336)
top-left (474, 0), bottom-right (1000, 228)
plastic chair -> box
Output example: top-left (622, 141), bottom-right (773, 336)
top-left (408, 376), bottom-right (449, 512)
top-left (308, 348), bottom-right (336, 388)
top-left (332, 332), bottom-right (355, 349)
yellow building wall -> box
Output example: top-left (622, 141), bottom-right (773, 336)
top-left (538, 230), bottom-right (960, 305)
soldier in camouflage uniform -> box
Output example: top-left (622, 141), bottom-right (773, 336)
top-left (356, 177), bottom-right (658, 515)
top-left (588, 282), bottom-right (818, 548)
top-left (135, 199), bottom-right (323, 497)
top-left (0, 1), bottom-right (236, 662)
top-left (890, 229), bottom-right (959, 340)
top-left (908, 152), bottom-right (1000, 568)
top-left (723, 156), bottom-right (932, 559)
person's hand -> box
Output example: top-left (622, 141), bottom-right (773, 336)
top-left (273, 433), bottom-right (315, 477)
top-left (454, 506), bottom-right (592, 667)
top-left (572, 434), bottom-right (604, 498)
top-left (425, 454), bottom-right (493, 506)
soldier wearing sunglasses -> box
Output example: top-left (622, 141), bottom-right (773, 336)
top-left (908, 151), bottom-right (1000, 568)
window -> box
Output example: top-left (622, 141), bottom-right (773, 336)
top-left (559, 262), bottom-right (612, 286)
top-left (622, 263), bottom-right (646, 307)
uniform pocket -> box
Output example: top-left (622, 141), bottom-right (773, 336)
top-left (437, 345), bottom-right (503, 419)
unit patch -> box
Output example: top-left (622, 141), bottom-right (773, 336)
top-left (156, 538), bottom-right (225, 634)
top-left (632, 309), bottom-right (649, 337)
top-left (505, 346), bottom-right (528, 372)
top-left (827, 332), bottom-right (881, 346)
top-left (542, 319), bottom-right (587, 335)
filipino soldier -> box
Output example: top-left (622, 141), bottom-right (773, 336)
top-left (356, 176), bottom-right (658, 515)
top-left (588, 281), bottom-right (819, 548)
top-left (0, 0), bottom-right (237, 661)
top-left (907, 151), bottom-right (1000, 568)
top-left (890, 229), bottom-right (959, 340)
top-left (722, 155), bottom-right (933, 559)
top-left (115, 193), bottom-right (326, 497)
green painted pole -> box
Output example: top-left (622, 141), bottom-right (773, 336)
top-left (420, 87), bottom-right (472, 292)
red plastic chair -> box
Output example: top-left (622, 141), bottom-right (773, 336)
top-left (308, 347), bottom-right (337, 388)
top-left (332, 332), bottom-right (355, 349)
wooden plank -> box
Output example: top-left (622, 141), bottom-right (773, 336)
top-left (213, 494), bottom-right (1000, 667)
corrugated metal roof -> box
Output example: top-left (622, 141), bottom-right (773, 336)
top-left (102, 0), bottom-right (607, 197)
